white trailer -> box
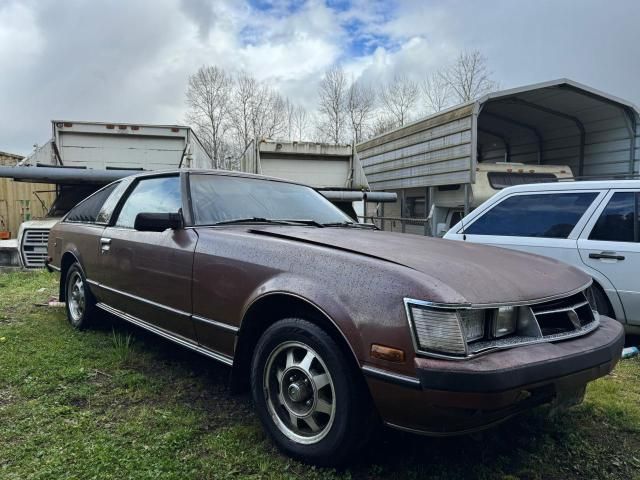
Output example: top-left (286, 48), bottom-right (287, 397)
top-left (239, 139), bottom-right (395, 220)
top-left (24, 120), bottom-right (212, 170)
top-left (7, 120), bottom-right (212, 268)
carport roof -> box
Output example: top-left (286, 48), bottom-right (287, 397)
top-left (476, 78), bottom-right (638, 114)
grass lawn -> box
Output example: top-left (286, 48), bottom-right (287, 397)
top-left (1, 270), bottom-right (639, 480)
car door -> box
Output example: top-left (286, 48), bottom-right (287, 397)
top-left (578, 190), bottom-right (640, 325)
top-left (99, 174), bottom-right (198, 341)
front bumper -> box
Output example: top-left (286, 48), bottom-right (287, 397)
top-left (364, 316), bottom-right (624, 436)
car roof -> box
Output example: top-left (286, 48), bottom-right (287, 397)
top-left (123, 168), bottom-right (311, 187)
top-left (498, 179), bottom-right (640, 194)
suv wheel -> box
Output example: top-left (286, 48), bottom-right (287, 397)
top-left (65, 263), bottom-right (97, 329)
top-left (251, 318), bottom-right (372, 466)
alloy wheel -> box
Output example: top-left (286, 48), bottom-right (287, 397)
top-left (67, 271), bottom-right (86, 324)
top-left (263, 341), bottom-right (336, 444)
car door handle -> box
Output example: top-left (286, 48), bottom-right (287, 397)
top-left (589, 252), bottom-right (625, 261)
top-left (100, 237), bottom-right (111, 253)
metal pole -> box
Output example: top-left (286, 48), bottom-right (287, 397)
top-left (429, 186), bottom-right (437, 237)
top-left (464, 184), bottom-right (470, 216)
top-left (401, 189), bottom-right (406, 233)
top-left (424, 186), bottom-right (429, 236)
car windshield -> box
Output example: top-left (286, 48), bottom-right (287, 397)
top-left (189, 174), bottom-right (354, 226)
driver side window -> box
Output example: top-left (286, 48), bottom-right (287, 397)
top-left (115, 176), bottom-right (181, 229)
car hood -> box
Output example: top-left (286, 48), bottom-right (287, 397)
top-left (248, 226), bottom-right (590, 306)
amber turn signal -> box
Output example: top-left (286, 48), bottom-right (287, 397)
top-left (371, 344), bottom-right (405, 363)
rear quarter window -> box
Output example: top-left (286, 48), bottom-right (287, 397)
top-left (465, 192), bottom-right (598, 238)
top-left (65, 182), bottom-right (120, 224)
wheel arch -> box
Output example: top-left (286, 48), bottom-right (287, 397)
top-left (231, 292), bottom-right (361, 393)
top-left (591, 278), bottom-right (618, 320)
top-left (59, 251), bottom-right (82, 301)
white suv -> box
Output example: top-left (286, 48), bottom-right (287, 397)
top-left (444, 180), bottom-right (639, 334)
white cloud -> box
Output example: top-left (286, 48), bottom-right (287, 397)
top-left (0, 0), bottom-right (638, 155)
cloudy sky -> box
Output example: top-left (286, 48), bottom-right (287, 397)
top-left (1, 0), bottom-right (639, 156)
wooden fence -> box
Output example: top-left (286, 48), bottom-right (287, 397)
top-left (0, 153), bottom-right (56, 239)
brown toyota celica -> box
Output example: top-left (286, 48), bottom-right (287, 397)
top-left (46, 169), bottom-right (624, 466)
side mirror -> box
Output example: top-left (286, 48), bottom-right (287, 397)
top-left (134, 212), bottom-right (183, 232)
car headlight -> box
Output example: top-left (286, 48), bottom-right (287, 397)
top-left (493, 306), bottom-right (517, 338)
top-left (405, 302), bottom-right (489, 356)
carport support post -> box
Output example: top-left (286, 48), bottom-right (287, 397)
top-left (430, 187), bottom-right (437, 237)
top-left (401, 189), bottom-right (406, 233)
top-left (578, 129), bottom-right (586, 177)
top-left (424, 186), bottom-right (429, 236)
top-left (464, 184), bottom-right (470, 216)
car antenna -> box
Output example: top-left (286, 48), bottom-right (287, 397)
top-left (460, 213), bottom-right (467, 241)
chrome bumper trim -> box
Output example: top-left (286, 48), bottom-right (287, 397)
top-left (362, 365), bottom-right (421, 389)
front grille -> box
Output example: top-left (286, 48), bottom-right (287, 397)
top-left (21, 229), bottom-right (50, 268)
top-left (531, 292), bottom-right (596, 336)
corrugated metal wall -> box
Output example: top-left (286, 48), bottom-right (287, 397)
top-left (357, 105), bottom-right (475, 190)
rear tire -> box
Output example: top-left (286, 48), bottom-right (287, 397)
top-left (64, 263), bottom-right (97, 329)
top-left (250, 318), bottom-right (373, 467)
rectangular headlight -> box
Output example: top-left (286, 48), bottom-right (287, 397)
top-left (408, 305), bottom-right (467, 355)
top-left (493, 307), bottom-right (517, 338)
top-left (458, 309), bottom-right (485, 342)
top-left (406, 303), bottom-right (489, 356)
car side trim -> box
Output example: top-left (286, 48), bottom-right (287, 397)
top-left (96, 302), bottom-right (234, 366)
top-left (89, 280), bottom-right (191, 318)
top-left (88, 280), bottom-right (240, 334)
top-left (192, 315), bottom-right (239, 333)
top-left (361, 365), bottom-right (421, 390)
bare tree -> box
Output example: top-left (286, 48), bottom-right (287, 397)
top-left (380, 75), bottom-right (419, 127)
top-left (317, 65), bottom-right (348, 144)
top-left (228, 71), bottom-right (288, 161)
top-left (185, 65), bottom-right (232, 168)
top-left (421, 72), bottom-right (451, 114)
top-left (291, 105), bottom-right (309, 141)
top-left (441, 50), bottom-right (499, 103)
top-left (370, 114), bottom-right (398, 138)
top-left (229, 72), bottom-right (257, 155)
top-left (346, 80), bottom-right (376, 143)
top-left (259, 90), bottom-right (287, 139)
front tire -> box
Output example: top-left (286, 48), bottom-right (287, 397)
top-left (251, 318), bottom-right (372, 466)
top-left (64, 263), bottom-right (97, 329)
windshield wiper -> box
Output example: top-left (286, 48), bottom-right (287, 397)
top-left (213, 217), bottom-right (325, 227)
top-left (321, 221), bottom-right (378, 230)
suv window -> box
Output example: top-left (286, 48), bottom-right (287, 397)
top-left (589, 192), bottom-right (639, 242)
top-left (114, 176), bottom-right (181, 229)
top-left (65, 183), bottom-right (120, 224)
top-left (465, 192), bottom-right (598, 238)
